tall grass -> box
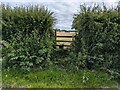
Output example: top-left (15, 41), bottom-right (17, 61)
top-left (2, 68), bottom-right (118, 88)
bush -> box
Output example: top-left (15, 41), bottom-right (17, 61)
top-left (2, 4), bottom-right (55, 72)
top-left (72, 3), bottom-right (120, 73)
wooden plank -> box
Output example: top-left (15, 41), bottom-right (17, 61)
top-left (56, 37), bottom-right (73, 41)
top-left (56, 32), bottom-right (76, 37)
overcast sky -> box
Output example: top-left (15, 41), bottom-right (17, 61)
top-left (1, 0), bottom-right (120, 30)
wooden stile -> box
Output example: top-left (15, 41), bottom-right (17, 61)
top-left (55, 31), bottom-right (76, 49)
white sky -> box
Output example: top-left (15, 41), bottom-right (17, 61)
top-left (1, 0), bottom-right (120, 30)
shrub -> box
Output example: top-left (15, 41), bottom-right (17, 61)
top-left (2, 4), bottom-right (55, 72)
top-left (72, 3), bottom-right (120, 73)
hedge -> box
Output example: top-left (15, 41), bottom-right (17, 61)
top-left (2, 4), bottom-right (55, 72)
top-left (72, 3), bottom-right (120, 74)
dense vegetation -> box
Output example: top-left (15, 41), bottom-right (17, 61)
top-left (2, 4), bottom-right (55, 72)
top-left (48, 4), bottom-right (120, 85)
top-left (1, 3), bottom-right (120, 88)
top-left (71, 4), bottom-right (120, 81)
top-left (51, 4), bottom-right (120, 82)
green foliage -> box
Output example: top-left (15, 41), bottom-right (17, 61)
top-left (2, 4), bottom-right (55, 72)
top-left (72, 4), bottom-right (120, 78)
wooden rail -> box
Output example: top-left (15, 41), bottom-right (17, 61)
top-left (55, 31), bottom-right (77, 49)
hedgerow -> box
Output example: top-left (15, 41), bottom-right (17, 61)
top-left (71, 3), bottom-right (120, 80)
top-left (1, 3), bottom-right (120, 83)
top-left (2, 4), bottom-right (55, 72)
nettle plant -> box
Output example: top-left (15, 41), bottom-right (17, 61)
top-left (2, 4), bottom-right (55, 72)
top-left (72, 3), bottom-right (120, 72)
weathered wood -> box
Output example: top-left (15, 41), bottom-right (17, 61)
top-left (56, 37), bottom-right (73, 41)
top-left (56, 31), bottom-right (76, 49)
top-left (56, 32), bottom-right (76, 36)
